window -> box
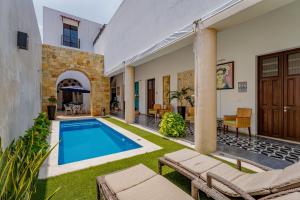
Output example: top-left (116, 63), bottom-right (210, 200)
top-left (62, 23), bottom-right (79, 48)
top-left (288, 53), bottom-right (300, 75)
top-left (262, 57), bottom-right (279, 77)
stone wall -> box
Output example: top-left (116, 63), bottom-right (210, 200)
top-left (42, 44), bottom-right (110, 116)
top-left (163, 75), bottom-right (170, 105)
top-left (177, 70), bottom-right (194, 106)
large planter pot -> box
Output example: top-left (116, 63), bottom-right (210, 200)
top-left (47, 105), bottom-right (56, 120)
top-left (177, 106), bottom-right (186, 120)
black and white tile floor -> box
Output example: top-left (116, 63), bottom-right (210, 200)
top-left (110, 112), bottom-right (300, 169)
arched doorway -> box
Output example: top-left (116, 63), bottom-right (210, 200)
top-left (56, 70), bottom-right (91, 114)
top-left (42, 45), bottom-right (110, 116)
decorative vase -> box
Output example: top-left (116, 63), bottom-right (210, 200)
top-left (47, 105), bottom-right (56, 120)
top-left (177, 106), bottom-right (186, 120)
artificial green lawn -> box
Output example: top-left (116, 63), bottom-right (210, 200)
top-left (33, 117), bottom-right (252, 200)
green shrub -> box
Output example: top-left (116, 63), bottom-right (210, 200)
top-left (0, 112), bottom-right (58, 199)
top-left (21, 113), bottom-right (51, 155)
top-left (159, 112), bottom-right (186, 137)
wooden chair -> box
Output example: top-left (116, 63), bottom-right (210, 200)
top-left (148, 104), bottom-right (161, 119)
top-left (185, 107), bottom-right (194, 134)
top-left (185, 107), bottom-right (194, 123)
top-left (223, 108), bottom-right (252, 137)
top-left (158, 104), bottom-right (173, 118)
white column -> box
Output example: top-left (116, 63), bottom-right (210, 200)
top-left (193, 24), bottom-right (217, 154)
top-left (124, 65), bottom-right (135, 123)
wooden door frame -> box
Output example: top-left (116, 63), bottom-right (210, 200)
top-left (147, 78), bottom-right (155, 113)
top-left (257, 52), bottom-right (284, 138)
top-left (257, 48), bottom-right (300, 140)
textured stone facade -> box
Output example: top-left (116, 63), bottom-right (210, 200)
top-left (177, 70), bottom-right (194, 106)
top-left (163, 75), bottom-right (170, 105)
top-left (42, 44), bottom-right (110, 116)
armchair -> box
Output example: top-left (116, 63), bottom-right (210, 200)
top-left (148, 104), bottom-right (161, 119)
top-left (158, 104), bottom-right (173, 117)
top-left (185, 107), bottom-right (194, 123)
top-left (223, 108), bottom-right (252, 137)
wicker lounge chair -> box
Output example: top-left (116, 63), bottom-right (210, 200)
top-left (96, 164), bottom-right (196, 200)
top-left (159, 149), bottom-right (300, 199)
top-left (192, 178), bottom-right (300, 200)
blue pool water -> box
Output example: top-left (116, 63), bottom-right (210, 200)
top-left (58, 119), bottom-right (142, 165)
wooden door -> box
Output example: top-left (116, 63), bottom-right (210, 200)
top-left (258, 48), bottom-right (300, 142)
top-left (283, 49), bottom-right (300, 141)
top-left (258, 53), bottom-right (284, 138)
top-left (147, 79), bottom-right (155, 112)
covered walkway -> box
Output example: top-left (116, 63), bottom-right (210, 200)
top-left (111, 112), bottom-right (300, 169)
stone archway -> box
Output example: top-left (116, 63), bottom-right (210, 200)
top-left (41, 44), bottom-right (110, 116)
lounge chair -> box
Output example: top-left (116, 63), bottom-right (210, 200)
top-left (192, 179), bottom-right (300, 200)
top-left (159, 149), bottom-right (300, 199)
top-left (96, 164), bottom-right (195, 200)
top-left (259, 188), bottom-right (300, 200)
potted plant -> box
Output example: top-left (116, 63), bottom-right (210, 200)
top-left (47, 96), bottom-right (57, 120)
top-left (111, 99), bottom-right (120, 111)
top-left (169, 87), bottom-right (193, 119)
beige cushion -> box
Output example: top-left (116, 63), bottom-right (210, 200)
top-left (179, 154), bottom-right (222, 176)
top-left (104, 164), bottom-right (156, 194)
top-left (220, 170), bottom-right (282, 197)
top-left (116, 175), bottom-right (194, 200)
top-left (271, 162), bottom-right (300, 193)
top-left (165, 148), bottom-right (200, 163)
top-left (200, 163), bottom-right (245, 196)
top-left (200, 163), bottom-right (245, 181)
top-left (269, 192), bottom-right (300, 200)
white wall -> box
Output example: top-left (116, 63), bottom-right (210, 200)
top-left (43, 7), bottom-right (102, 53)
top-left (135, 45), bottom-right (194, 114)
top-left (0, 0), bottom-right (42, 148)
top-left (56, 71), bottom-right (91, 111)
top-left (217, 0), bottom-right (300, 134)
top-left (95, 0), bottom-right (231, 73)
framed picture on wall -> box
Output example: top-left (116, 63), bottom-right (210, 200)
top-left (217, 61), bottom-right (234, 90)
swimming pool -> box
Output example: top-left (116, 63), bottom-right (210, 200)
top-left (58, 119), bottom-right (142, 165)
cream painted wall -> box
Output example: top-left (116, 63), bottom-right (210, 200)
top-left (0, 0), bottom-right (42, 147)
top-left (217, 0), bottom-right (300, 134)
top-left (135, 45), bottom-right (194, 114)
top-left (95, 0), bottom-right (231, 74)
top-left (43, 7), bottom-right (102, 53)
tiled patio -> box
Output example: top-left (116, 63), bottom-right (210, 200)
top-left (111, 111), bottom-right (300, 169)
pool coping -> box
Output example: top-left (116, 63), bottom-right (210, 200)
top-left (39, 117), bottom-right (162, 179)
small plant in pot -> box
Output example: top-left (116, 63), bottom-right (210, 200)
top-left (169, 87), bottom-right (193, 119)
top-left (111, 99), bottom-right (120, 112)
top-left (47, 96), bottom-right (57, 120)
